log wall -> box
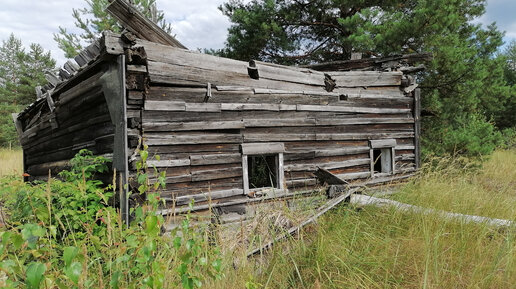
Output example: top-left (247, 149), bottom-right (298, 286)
top-left (129, 39), bottom-right (418, 208)
top-left (17, 63), bottom-right (116, 181)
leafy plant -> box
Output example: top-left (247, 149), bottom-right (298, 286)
top-left (0, 148), bottom-right (224, 288)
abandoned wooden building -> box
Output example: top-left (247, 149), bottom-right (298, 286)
top-left (13, 0), bottom-right (424, 224)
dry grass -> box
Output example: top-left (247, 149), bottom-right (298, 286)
top-left (0, 148), bottom-right (22, 177)
top-left (208, 150), bottom-right (516, 289)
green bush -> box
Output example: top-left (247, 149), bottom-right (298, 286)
top-left (0, 103), bottom-right (21, 148)
top-left (0, 149), bottom-right (223, 288)
top-left (422, 114), bottom-right (503, 158)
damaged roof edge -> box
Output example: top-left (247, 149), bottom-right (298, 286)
top-left (300, 53), bottom-right (433, 72)
top-left (16, 31), bottom-right (123, 123)
top-left (106, 0), bottom-right (187, 49)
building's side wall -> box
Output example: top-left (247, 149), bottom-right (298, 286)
top-left (18, 65), bottom-right (115, 181)
top-left (129, 40), bottom-right (417, 209)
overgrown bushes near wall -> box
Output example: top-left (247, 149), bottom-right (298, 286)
top-left (0, 150), bottom-right (223, 288)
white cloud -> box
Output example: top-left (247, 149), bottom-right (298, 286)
top-left (156, 0), bottom-right (231, 50)
top-left (477, 0), bottom-right (516, 45)
top-left (0, 0), bottom-right (85, 65)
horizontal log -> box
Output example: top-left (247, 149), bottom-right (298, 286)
top-left (369, 139), bottom-right (397, 148)
top-left (185, 103), bottom-right (222, 112)
top-left (314, 146), bottom-right (370, 157)
top-left (396, 145), bottom-right (415, 150)
top-left (286, 178), bottom-right (318, 188)
top-left (243, 133), bottom-right (316, 142)
top-left (328, 71), bottom-right (402, 87)
top-left (145, 133), bottom-right (243, 145)
top-left (147, 143), bottom-right (240, 154)
top-left (145, 100), bottom-right (185, 111)
top-left (316, 132), bottom-right (414, 141)
top-left (285, 158), bottom-right (370, 172)
top-left (168, 189), bottom-right (244, 206)
top-left (216, 86), bottom-right (254, 91)
top-left (140, 42), bottom-right (403, 89)
top-left (147, 159), bottom-right (190, 168)
top-left (190, 153), bottom-right (242, 165)
top-left (296, 104), bottom-right (410, 114)
top-left (221, 103), bottom-right (295, 111)
top-left (241, 143), bottom-right (285, 155)
top-left (191, 167), bottom-right (242, 182)
top-left (244, 118), bottom-right (316, 127)
top-left (149, 174), bottom-right (192, 184)
top-left (143, 120), bottom-right (245, 132)
top-left (316, 117), bottom-right (414, 126)
top-left (337, 171), bottom-right (371, 180)
top-left (57, 70), bottom-right (104, 105)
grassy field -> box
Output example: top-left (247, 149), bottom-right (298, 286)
top-left (0, 148), bottom-right (22, 177)
top-left (0, 149), bottom-right (515, 288)
top-left (212, 150), bottom-right (516, 288)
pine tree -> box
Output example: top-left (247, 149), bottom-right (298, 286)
top-left (0, 34), bottom-right (56, 147)
top-left (54, 0), bottom-right (173, 58)
top-left (218, 0), bottom-right (513, 156)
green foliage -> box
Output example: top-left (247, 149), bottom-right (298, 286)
top-left (422, 114), bottom-right (502, 157)
top-left (0, 149), bottom-right (223, 288)
top-left (496, 41), bottom-right (516, 130)
top-left (0, 103), bottom-right (21, 147)
top-left (218, 0), bottom-right (514, 157)
top-left (0, 34), bottom-right (56, 106)
top-left (55, 0), bottom-right (174, 58)
top-left (0, 34), bottom-right (56, 148)
top-left (3, 149), bottom-right (112, 240)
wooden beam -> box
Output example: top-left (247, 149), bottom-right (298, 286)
top-left (314, 167), bottom-right (348, 185)
top-left (414, 88), bottom-right (421, 169)
top-left (247, 189), bottom-right (355, 257)
top-left (100, 55), bottom-right (129, 225)
top-left (350, 194), bottom-right (516, 228)
top-left (240, 142), bottom-right (285, 155)
top-left (369, 139), bottom-right (397, 149)
top-left (11, 113), bottom-right (23, 136)
top-left (301, 53), bottom-right (433, 71)
top-left (106, 0), bottom-right (187, 49)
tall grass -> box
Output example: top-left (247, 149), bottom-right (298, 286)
top-left (1, 148), bottom-right (515, 288)
top-left (211, 150), bottom-right (516, 288)
top-left (0, 148), bottom-right (22, 177)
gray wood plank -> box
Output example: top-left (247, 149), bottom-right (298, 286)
top-left (190, 153), bottom-right (242, 166)
top-left (147, 159), bottom-right (190, 168)
top-left (106, 0), bottom-right (187, 48)
top-left (369, 139), bottom-right (397, 148)
top-left (143, 120), bottom-right (245, 131)
top-left (241, 143), bottom-right (285, 155)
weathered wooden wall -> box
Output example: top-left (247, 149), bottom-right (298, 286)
top-left (126, 38), bottom-right (418, 210)
top-left (17, 63), bottom-right (116, 181)
top-left (15, 32), bottom-right (420, 218)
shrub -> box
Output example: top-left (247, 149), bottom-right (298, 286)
top-left (0, 149), bottom-right (223, 288)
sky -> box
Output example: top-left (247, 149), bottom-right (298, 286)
top-left (0, 0), bottom-right (514, 66)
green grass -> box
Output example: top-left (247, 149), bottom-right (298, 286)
top-left (0, 148), bottom-right (22, 177)
top-left (211, 150), bottom-right (516, 288)
top-left (0, 149), bottom-right (515, 288)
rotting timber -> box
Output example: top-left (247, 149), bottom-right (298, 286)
top-left (13, 0), bottom-right (425, 228)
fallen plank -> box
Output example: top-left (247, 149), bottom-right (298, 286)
top-left (350, 194), bottom-right (516, 228)
top-left (314, 167), bottom-right (349, 185)
top-left (247, 189), bottom-right (356, 257)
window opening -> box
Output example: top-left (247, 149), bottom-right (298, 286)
top-left (241, 142), bottom-right (285, 196)
top-left (372, 148), bottom-right (393, 174)
top-left (369, 139), bottom-right (396, 177)
top-left (248, 155), bottom-right (278, 189)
